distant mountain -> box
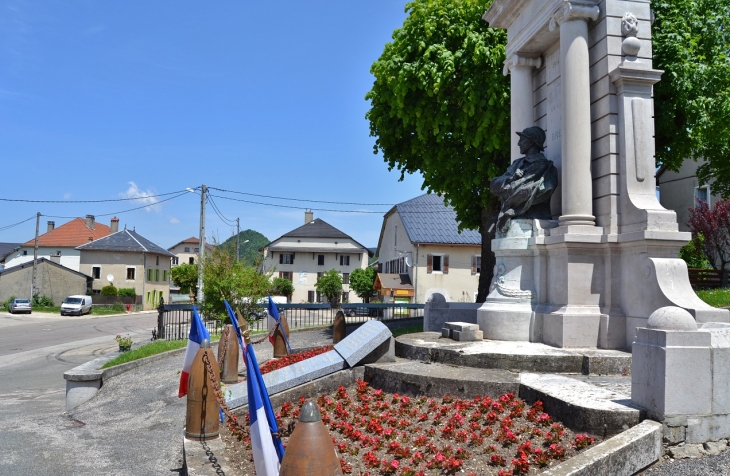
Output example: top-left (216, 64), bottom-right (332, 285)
top-left (220, 229), bottom-right (269, 265)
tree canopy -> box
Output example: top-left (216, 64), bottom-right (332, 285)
top-left (366, 0), bottom-right (509, 301)
top-left (653, 0), bottom-right (730, 196)
top-left (220, 229), bottom-right (269, 266)
top-left (170, 263), bottom-right (199, 296)
top-left (271, 276), bottom-right (295, 298)
top-left (315, 269), bottom-right (343, 306)
top-left (349, 267), bottom-right (377, 302)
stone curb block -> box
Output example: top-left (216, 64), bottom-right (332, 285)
top-left (539, 420), bottom-right (662, 476)
top-left (182, 435), bottom-right (233, 476)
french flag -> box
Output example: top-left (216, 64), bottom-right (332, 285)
top-left (245, 346), bottom-right (283, 475)
top-left (267, 295), bottom-right (292, 353)
top-left (177, 306), bottom-right (210, 398)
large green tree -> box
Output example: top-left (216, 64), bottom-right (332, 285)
top-left (653, 0), bottom-right (730, 196)
top-left (315, 269), bottom-right (344, 306)
top-left (170, 263), bottom-right (199, 297)
top-left (366, 0), bottom-right (510, 302)
top-left (349, 267), bottom-right (377, 302)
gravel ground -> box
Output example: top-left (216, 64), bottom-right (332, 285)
top-left (641, 452), bottom-right (730, 475)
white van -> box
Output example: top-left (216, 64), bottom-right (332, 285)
top-left (61, 295), bottom-right (93, 316)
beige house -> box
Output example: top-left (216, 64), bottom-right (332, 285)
top-left (76, 229), bottom-right (174, 310)
top-left (657, 159), bottom-right (721, 233)
top-left (168, 237), bottom-right (215, 266)
top-left (0, 258), bottom-right (92, 305)
top-left (261, 212), bottom-right (372, 303)
top-left (376, 194), bottom-right (482, 303)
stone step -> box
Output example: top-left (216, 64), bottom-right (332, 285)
top-left (396, 331), bottom-right (631, 375)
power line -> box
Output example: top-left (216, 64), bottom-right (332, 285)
top-left (0, 189), bottom-right (190, 204)
top-left (0, 215), bottom-right (37, 232)
top-left (44, 192), bottom-right (190, 219)
top-left (209, 186), bottom-right (395, 206)
top-left (209, 194), bottom-right (388, 214)
top-left (207, 192), bottom-right (237, 226)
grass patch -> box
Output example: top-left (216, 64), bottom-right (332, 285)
top-left (391, 323), bottom-right (423, 337)
top-left (101, 339), bottom-right (188, 368)
top-left (696, 288), bottom-right (730, 308)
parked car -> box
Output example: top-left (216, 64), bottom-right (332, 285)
top-left (8, 298), bottom-right (32, 314)
top-left (344, 306), bottom-right (379, 318)
top-left (60, 295), bottom-right (93, 316)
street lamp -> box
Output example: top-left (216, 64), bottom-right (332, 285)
top-left (187, 186), bottom-right (207, 304)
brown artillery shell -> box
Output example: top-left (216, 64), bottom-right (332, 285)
top-left (279, 422), bottom-right (342, 476)
top-left (185, 346), bottom-right (220, 440)
top-left (273, 314), bottom-right (291, 358)
top-left (218, 325), bottom-right (240, 384)
top-left (332, 310), bottom-right (346, 344)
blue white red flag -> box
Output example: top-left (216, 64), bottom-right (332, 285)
top-left (223, 299), bottom-right (246, 353)
top-left (177, 306), bottom-right (210, 398)
top-left (245, 341), bottom-right (285, 474)
top-left (267, 295), bottom-right (292, 353)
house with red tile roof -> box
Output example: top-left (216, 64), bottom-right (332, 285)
top-left (168, 236), bottom-right (215, 266)
top-left (4, 215), bottom-right (115, 272)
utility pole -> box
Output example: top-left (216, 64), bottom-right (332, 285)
top-left (236, 218), bottom-right (240, 263)
top-left (31, 212), bottom-right (40, 299)
top-left (197, 185), bottom-right (207, 304)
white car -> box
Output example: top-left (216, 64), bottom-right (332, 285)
top-left (8, 298), bottom-right (32, 314)
top-left (60, 295), bottom-right (93, 316)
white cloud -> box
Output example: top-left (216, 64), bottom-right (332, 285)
top-left (63, 193), bottom-right (72, 200)
top-left (169, 216), bottom-right (180, 224)
top-left (120, 182), bottom-right (161, 212)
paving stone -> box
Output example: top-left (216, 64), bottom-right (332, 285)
top-left (444, 322), bottom-right (480, 332)
top-left (668, 444), bottom-right (705, 459)
top-left (441, 328), bottom-right (452, 338)
top-left (453, 329), bottom-right (483, 341)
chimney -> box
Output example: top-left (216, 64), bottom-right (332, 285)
top-left (305, 209), bottom-right (313, 224)
top-left (85, 215), bottom-right (95, 230)
top-left (111, 217), bottom-right (119, 233)
top-left (47, 221), bottom-right (55, 233)
top-left (88, 237), bottom-right (93, 242)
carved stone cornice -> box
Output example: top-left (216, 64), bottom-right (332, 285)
top-left (502, 54), bottom-right (543, 76)
top-left (549, 1), bottom-right (600, 31)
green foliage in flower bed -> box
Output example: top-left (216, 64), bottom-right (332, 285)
top-left (696, 288), bottom-right (730, 308)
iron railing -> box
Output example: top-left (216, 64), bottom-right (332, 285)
top-left (156, 302), bottom-right (424, 340)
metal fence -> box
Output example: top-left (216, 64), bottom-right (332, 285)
top-left (156, 302), bottom-right (424, 340)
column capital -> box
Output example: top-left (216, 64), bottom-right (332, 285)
top-left (549, 1), bottom-right (600, 32)
top-left (502, 54), bottom-right (542, 76)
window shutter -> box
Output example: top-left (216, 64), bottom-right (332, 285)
top-left (427, 254), bottom-right (433, 274)
top-left (340, 256), bottom-right (343, 265)
top-left (291, 252), bottom-right (295, 264)
top-left (471, 256), bottom-right (477, 275)
top-left (279, 254), bottom-right (283, 264)
top-left (444, 255), bottom-right (449, 274)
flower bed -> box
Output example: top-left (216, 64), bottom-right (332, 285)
top-left (221, 380), bottom-right (598, 475)
top-left (258, 345), bottom-right (333, 375)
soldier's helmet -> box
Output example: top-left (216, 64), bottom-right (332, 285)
top-left (516, 126), bottom-right (546, 151)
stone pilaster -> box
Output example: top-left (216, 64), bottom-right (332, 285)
top-left (504, 54), bottom-right (542, 163)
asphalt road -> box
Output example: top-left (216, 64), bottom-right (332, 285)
top-left (0, 310), bottom-right (170, 476)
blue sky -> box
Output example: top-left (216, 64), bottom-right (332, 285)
top-left (0, 1), bottom-right (428, 249)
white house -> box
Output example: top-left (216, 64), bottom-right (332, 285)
top-left (375, 194), bottom-right (482, 303)
top-left (4, 215), bottom-right (114, 272)
top-left (261, 212), bottom-right (372, 303)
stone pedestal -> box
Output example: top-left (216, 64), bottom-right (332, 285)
top-left (478, 219), bottom-right (556, 342)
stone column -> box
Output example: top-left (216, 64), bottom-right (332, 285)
top-left (549, 1), bottom-right (599, 227)
top-left (504, 55), bottom-right (542, 163)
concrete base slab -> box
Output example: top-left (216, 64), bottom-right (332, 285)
top-left (363, 360), bottom-right (520, 399)
top-left (396, 332), bottom-right (631, 375)
top-left (520, 373), bottom-right (641, 437)
top-left (540, 420), bottom-right (662, 475)
top-left (182, 435), bottom-right (233, 476)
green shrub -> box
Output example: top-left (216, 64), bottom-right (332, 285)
top-left (100, 285), bottom-right (118, 296)
top-left (680, 234), bottom-right (712, 269)
top-left (2, 296), bottom-right (16, 310)
top-left (32, 294), bottom-right (55, 307)
top-left (118, 288), bottom-right (136, 297)
top-left (111, 302), bottom-right (125, 312)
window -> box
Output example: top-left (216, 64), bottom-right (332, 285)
top-left (147, 268), bottom-right (153, 281)
top-left (92, 266), bottom-right (101, 279)
top-left (155, 269), bottom-right (160, 281)
top-left (340, 255), bottom-right (350, 266)
top-left (189, 257), bottom-right (195, 264)
top-left (279, 271), bottom-right (293, 281)
top-left (156, 256), bottom-right (159, 266)
top-left (172, 257), bottom-right (179, 265)
top-left (194, 247), bottom-right (200, 253)
top-left (472, 255), bottom-right (482, 275)
top-left (162, 270), bottom-right (168, 282)
top-left (184, 247), bottom-right (190, 252)
top-left (342, 273), bottom-right (350, 285)
top-left (695, 185), bottom-right (711, 207)
top-left (280, 253), bottom-right (294, 264)
top-left (23, 250), bottom-right (27, 256)
top-left (318, 254), bottom-right (325, 265)
top-left (427, 254), bottom-right (449, 274)
top-left (341, 292), bottom-right (349, 303)
top-left (126, 268), bottom-right (136, 280)
top-left (317, 272), bottom-right (323, 283)
top-left (308, 291), bottom-right (315, 303)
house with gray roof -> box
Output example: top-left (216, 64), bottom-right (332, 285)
top-left (76, 228), bottom-right (175, 310)
top-left (261, 212), bottom-right (373, 304)
top-left (375, 194), bottom-right (482, 303)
